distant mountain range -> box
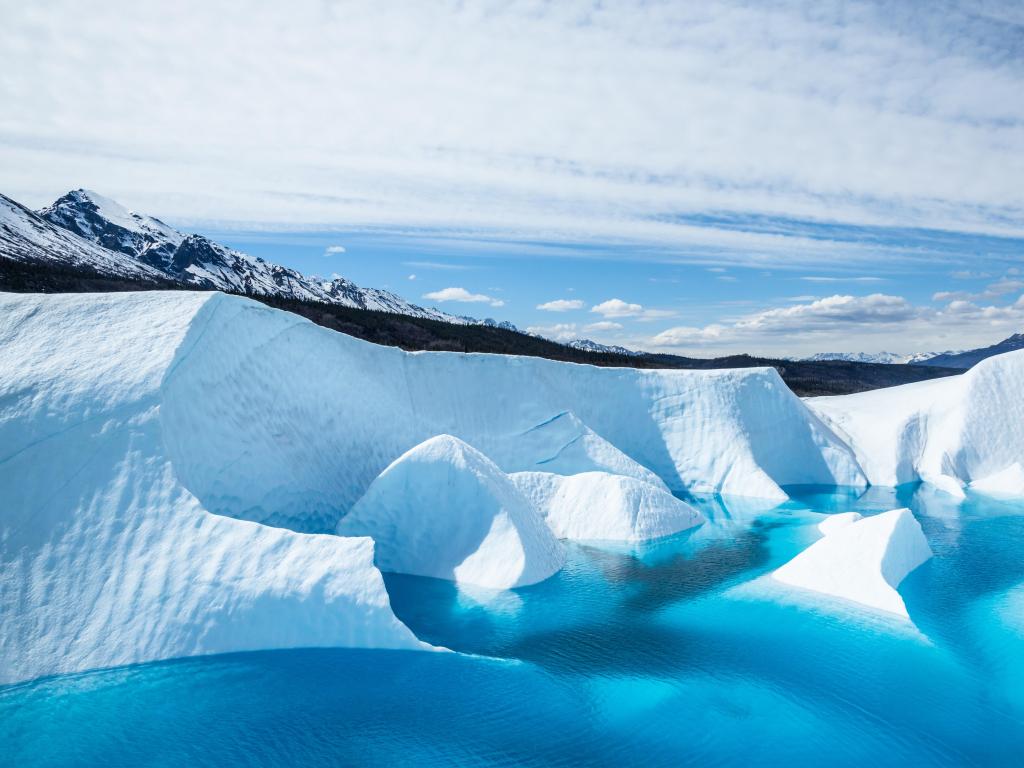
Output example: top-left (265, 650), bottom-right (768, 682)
top-left (799, 336), bottom-right (1023, 370)
top-left (1, 189), bottom-right (511, 328)
top-left (566, 338), bottom-right (644, 357)
top-left (799, 351), bottom-right (950, 365)
top-left (913, 334), bottom-right (1024, 369)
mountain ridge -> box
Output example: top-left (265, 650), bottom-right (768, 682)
top-left (20, 189), bottom-right (490, 326)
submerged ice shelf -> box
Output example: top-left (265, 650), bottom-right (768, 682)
top-left (2, 290), bottom-right (1024, 685)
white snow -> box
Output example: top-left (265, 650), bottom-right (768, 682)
top-left (0, 292), bottom-right (426, 685)
top-left (0, 290), bottom-right (873, 683)
top-left (512, 471), bottom-right (704, 542)
top-left (809, 349), bottom-right (1024, 497)
top-left (969, 463), bottom-right (1024, 498)
top-left (336, 435), bottom-right (565, 589)
top-left (480, 410), bottom-right (669, 490)
top-left (772, 509), bottom-right (933, 617)
top-left (817, 511), bottom-right (863, 536)
top-left (0, 193), bottom-right (167, 280)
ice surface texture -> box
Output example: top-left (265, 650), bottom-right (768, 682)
top-left (773, 509), bottom-right (932, 617)
top-left (810, 350), bottom-right (1024, 498)
top-left (0, 292), bottom-right (426, 685)
top-left (0, 290), bottom-right (926, 684)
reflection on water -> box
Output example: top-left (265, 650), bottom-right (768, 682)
top-left (4, 485), bottom-right (1024, 766)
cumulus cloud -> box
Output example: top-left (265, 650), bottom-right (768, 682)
top-left (324, 245), bottom-right (346, 255)
top-left (537, 299), bottom-right (584, 312)
top-left (423, 287), bottom-right (504, 307)
top-left (591, 298), bottom-right (675, 321)
top-left (591, 299), bottom-right (643, 318)
top-left (647, 291), bottom-right (1024, 355)
top-left (526, 323), bottom-right (579, 342)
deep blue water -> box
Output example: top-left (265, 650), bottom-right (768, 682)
top-left (4, 485), bottom-right (1024, 766)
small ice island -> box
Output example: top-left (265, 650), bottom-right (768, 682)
top-left (773, 509), bottom-right (933, 617)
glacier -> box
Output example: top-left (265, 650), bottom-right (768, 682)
top-left (772, 509), bottom-right (932, 617)
top-left (336, 435), bottom-right (565, 589)
top-left (809, 349), bottom-right (1024, 498)
top-left (0, 292), bottom-right (428, 685)
top-left (7, 289), bottom-right (1024, 685)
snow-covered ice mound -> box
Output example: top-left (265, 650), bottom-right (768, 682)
top-left (969, 463), bottom-right (1024, 498)
top-left (809, 350), bottom-right (1024, 498)
top-left (337, 436), bottom-right (564, 589)
top-left (0, 292), bottom-right (424, 685)
top-left (772, 509), bottom-right (932, 617)
top-left (512, 471), bottom-right (704, 542)
top-left (479, 410), bottom-right (668, 491)
top-left (817, 511), bottom-right (863, 536)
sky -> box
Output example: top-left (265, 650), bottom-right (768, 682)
top-left (2, 0), bottom-right (1024, 357)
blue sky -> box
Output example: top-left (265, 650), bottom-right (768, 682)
top-left (3, 0), bottom-right (1024, 355)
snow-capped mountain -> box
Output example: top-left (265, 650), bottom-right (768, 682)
top-left (19, 188), bottom-right (479, 324)
top-left (0, 193), bottom-right (168, 281)
top-left (914, 334), bottom-right (1024, 369)
top-left (567, 338), bottom-right (644, 356)
top-left (800, 351), bottom-right (942, 365)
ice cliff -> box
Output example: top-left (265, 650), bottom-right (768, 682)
top-left (809, 350), bottom-right (1024, 498)
top-left (0, 292), bottom-right (427, 685)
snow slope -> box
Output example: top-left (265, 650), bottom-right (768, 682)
top-left (512, 471), bottom-right (704, 542)
top-left (0, 292), bottom-right (425, 685)
top-left (808, 349), bottom-right (1024, 498)
top-left (336, 436), bottom-right (565, 589)
top-left (772, 509), bottom-right (932, 617)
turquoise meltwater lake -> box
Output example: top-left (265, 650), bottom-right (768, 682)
top-left (4, 485), bottom-right (1024, 766)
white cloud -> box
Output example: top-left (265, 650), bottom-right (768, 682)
top-left (526, 323), bottom-right (579, 342)
top-left (590, 298), bottom-right (675, 321)
top-left (2, 0), bottom-right (1023, 263)
top-left (537, 299), bottom-right (584, 312)
top-left (646, 291), bottom-right (1024, 356)
top-left (932, 277), bottom-right (1024, 302)
top-left (324, 245), bottom-right (346, 255)
top-left (583, 321), bottom-right (622, 332)
top-left (591, 298), bottom-right (643, 318)
top-left (407, 274), bottom-right (416, 280)
top-left (422, 287), bottom-right (504, 307)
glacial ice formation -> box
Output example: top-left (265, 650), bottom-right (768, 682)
top-left (772, 509), bottom-right (933, 617)
top-left (968, 463), bottom-right (1024, 498)
top-left (817, 511), bottom-right (863, 536)
top-left (155, 293), bottom-right (864, 528)
top-left (336, 435), bottom-right (565, 589)
top-left (809, 350), bottom-right (1024, 498)
top-left (0, 292), bottom-right (425, 685)
top-left (512, 471), bottom-right (704, 542)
